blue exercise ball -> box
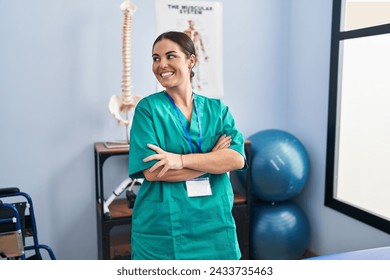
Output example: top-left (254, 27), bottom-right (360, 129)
top-left (250, 201), bottom-right (310, 260)
top-left (247, 129), bottom-right (310, 201)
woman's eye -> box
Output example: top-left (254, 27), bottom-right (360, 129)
top-left (152, 57), bottom-right (160, 62)
top-left (167, 54), bottom-right (175, 59)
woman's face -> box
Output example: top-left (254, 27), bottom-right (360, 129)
top-left (152, 39), bottom-right (195, 90)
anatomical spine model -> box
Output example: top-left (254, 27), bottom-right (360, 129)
top-left (109, 0), bottom-right (141, 143)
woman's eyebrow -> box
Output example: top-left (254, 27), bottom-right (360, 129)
top-left (152, 50), bottom-right (178, 57)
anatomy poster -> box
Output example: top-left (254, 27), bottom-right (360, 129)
top-left (155, 0), bottom-right (223, 98)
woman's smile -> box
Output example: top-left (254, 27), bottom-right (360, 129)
top-left (160, 71), bottom-right (174, 78)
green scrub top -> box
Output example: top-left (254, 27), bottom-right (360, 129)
top-left (129, 91), bottom-right (247, 260)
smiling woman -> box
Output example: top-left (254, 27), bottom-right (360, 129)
top-left (127, 31), bottom-right (247, 260)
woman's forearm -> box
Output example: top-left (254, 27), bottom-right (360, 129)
top-left (142, 136), bottom-right (244, 181)
top-left (182, 148), bottom-right (245, 174)
top-left (143, 167), bottom-right (205, 182)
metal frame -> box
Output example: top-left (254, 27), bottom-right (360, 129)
top-left (325, 0), bottom-right (390, 234)
top-left (0, 187), bottom-right (56, 259)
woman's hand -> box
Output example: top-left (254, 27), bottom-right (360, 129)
top-left (212, 134), bottom-right (231, 151)
top-left (143, 144), bottom-right (183, 178)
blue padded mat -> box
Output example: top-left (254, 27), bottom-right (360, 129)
top-left (307, 246), bottom-right (390, 260)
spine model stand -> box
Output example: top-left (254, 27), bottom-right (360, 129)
top-left (104, 0), bottom-right (141, 219)
top-left (108, 0), bottom-right (142, 143)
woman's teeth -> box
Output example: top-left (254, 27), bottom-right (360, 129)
top-left (161, 72), bottom-right (174, 78)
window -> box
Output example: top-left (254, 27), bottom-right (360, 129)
top-left (325, 0), bottom-right (390, 233)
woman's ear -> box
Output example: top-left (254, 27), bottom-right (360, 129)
top-left (189, 54), bottom-right (196, 68)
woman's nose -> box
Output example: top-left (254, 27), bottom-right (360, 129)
top-left (159, 59), bottom-right (168, 68)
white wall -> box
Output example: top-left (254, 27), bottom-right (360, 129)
top-left (0, 0), bottom-right (388, 259)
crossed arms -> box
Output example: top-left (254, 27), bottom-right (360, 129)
top-left (142, 134), bottom-right (245, 182)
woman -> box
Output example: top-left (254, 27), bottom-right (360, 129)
top-left (128, 31), bottom-right (247, 260)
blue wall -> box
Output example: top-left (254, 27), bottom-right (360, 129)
top-left (1, 0), bottom-right (388, 259)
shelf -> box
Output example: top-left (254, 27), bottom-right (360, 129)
top-left (109, 224), bottom-right (131, 259)
top-left (95, 143), bottom-right (132, 259)
top-left (109, 199), bottom-right (133, 219)
top-left (95, 142), bottom-right (128, 155)
top-left (99, 196), bottom-right (244, 220)
top-left (234, 194), bottom-right (247, 204)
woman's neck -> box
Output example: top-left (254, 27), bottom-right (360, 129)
top-left (165, 86), bottom-right (193, 108)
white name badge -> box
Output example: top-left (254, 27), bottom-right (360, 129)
top-left (186, 178), bottom-right (212, 197)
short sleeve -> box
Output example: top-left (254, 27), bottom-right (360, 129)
top-left (221, 103), bottom-right (248, 172)
top-left (128, 99), bottom-right (159, 179)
